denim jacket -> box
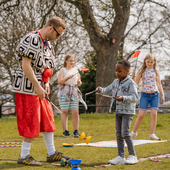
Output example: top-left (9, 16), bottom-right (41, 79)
top-left (101, 76), bottom-right (138, 114)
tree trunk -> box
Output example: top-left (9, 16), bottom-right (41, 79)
top-left (65, 0), bottom-right (131, 112)
top-left (95, 42), bottom-right (119, 113)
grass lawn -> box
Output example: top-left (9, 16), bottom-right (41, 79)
top-left (0, 113), bottom-right (170, 170)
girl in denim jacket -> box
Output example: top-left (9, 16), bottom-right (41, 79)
top-left (97, 60), bottom-right (138, 165)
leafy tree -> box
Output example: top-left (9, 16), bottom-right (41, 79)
top-left (0, 0), bottom-right (91, 106)
top-left (1, 0), bottom-right (170, 113)
top-left (64, 0), bottom-right (170, 112)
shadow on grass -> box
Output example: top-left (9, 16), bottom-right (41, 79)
top-left (80, 162), bottom-right (112, 168)
top-left (0, 160), bottom-right (57, 169)
top-left (0, 159), bottom-right (112, 169)
top-left (0, 161), bottom-right (23, 169)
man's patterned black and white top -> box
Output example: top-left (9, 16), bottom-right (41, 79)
top-left (12, 31), bottom-right (55, 95)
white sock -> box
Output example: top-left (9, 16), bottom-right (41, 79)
top-left (42, 132), bottom-right (55, 155)
top-left (20, 141), bottom-right (31, 159)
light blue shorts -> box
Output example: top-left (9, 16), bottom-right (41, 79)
top-left (139, 91), bottom-right (159, 110)
top-left (59, 95), bottom-right (79, 110)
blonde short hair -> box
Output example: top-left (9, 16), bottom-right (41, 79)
top-left (45, 16), bottom-right (66, 29)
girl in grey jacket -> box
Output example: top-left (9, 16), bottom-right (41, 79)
top-left (97, 60), bottom-right (138, 165)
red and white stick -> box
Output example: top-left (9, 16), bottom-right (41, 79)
top-left (0, 145), bottom-right (22, 148)
top-left (0, 142), bottom-right (22, 145)
top-left (150, 155), bottom-right (170, 162)
top-left (45, 96), bottom-right (62, 114)
top-left (74, 68), bottom-right (89, 76)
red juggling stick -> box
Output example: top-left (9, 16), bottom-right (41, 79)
top-left (74, 68), bottom-right (89, 76)
top-left (79, 68), bottom-right (89, 71)
top-left (132, 51), bottom-right (141, 58)
top-left (132, 51), bottom-right (141, 71)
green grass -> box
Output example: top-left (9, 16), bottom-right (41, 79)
top-left (0, 113), bottom-right (170, 170)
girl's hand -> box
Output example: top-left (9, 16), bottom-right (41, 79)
top-left (96, 87), bottom-right (102, 93)
top-left (77, 80), bottom-right (82, 86)
top-left (77, 73), bottom-right (82, 86)
top-left (68, 75), bottom-right (74, 79)
top-left (116, 96), bottom-right (123, 101)
top-left (161, 96), bottom-right (165, 104)
top-left (65, 75), bottom-right (74, 81)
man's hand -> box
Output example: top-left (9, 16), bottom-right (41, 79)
top-left (44, 82), bottom-right (50, 95)
top-left (34, 84), bottom-right (47, 99)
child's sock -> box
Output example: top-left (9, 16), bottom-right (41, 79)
top-left (42, 132), bottom-right (55, 155)
top-left (20, 141), bottom-right (31, 159)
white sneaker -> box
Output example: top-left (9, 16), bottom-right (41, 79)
top-left (108, 156), bottom-right (125, 165)
top-left (125, 155), bottom-right (138, 164)
top-left (149, 134), bottom-right (159, 140)
top-left (130, 131), bottom-right (138, 138)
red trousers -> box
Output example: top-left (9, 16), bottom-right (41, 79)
top-left (16, 93), bottom-right (55, 138)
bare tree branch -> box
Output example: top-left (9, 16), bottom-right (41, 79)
top-left (64, 0), bottom-right (76, 5)
top-left (40, 0), bottom-right (57, 28)
top-left (146, 0), bottom-right (167, 8)
top-left (125, 1), bottom-right (147, 37)
top-left (72, 0), bottom-right (105, 48)
top-left (0, 0), bottom-right (12, 6)
top-left (0, 0), bottom-right (20, 12)
top-left (125, 17), bottom-right (168, 60)
top-left (112, 0), bottom-right (124, 16)
top-left (109, 0), bottom-right (131, 40)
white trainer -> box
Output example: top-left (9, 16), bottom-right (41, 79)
top-left (130, 131), bottom-right (138, 138)
top-left (149, 133), bottom-right (159, 140)
top-left (108, 156), bottom-right (125, 165)
top-left (125, 155), bottom-right (138, 164)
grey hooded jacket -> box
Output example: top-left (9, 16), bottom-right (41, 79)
top-left (101, 76), bottom-right (138, 114)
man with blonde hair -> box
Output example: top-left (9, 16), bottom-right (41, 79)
top-left (12, 16), bottom-right (70, 166)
